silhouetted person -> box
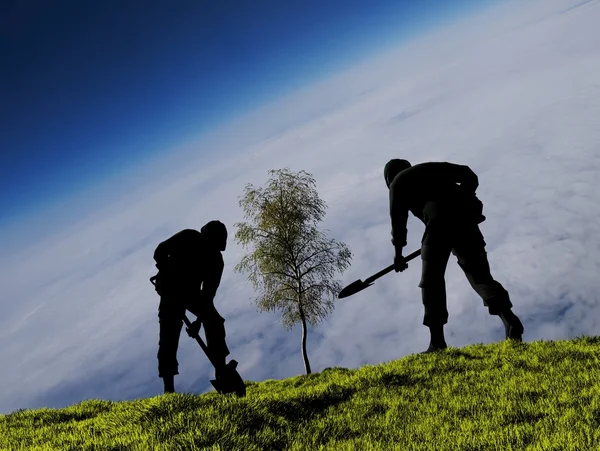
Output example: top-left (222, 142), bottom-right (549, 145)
top-left (384, 159), bottom-right (524, 353)
top-left (152, 220), bottom-right (231, 393)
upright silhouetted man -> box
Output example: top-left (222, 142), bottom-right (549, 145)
top-left (152, 220), bottom-right (231, 393)
top-left (384, 159), bottom-right (524, 353)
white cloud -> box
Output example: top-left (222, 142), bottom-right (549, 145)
top-left (1, 0), bottom-right (600, 414)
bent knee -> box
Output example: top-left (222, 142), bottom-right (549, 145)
top-left (419, 273), bottom-right (446, 288)
top-left (419, 250), bottom-right (449, 288)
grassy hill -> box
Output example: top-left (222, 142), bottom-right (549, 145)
top-left (2, 336), bottom-right (600, 451)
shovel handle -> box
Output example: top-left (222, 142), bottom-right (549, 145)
top-left (363, 248), bottom-right (422, 284)
top-left (183, 314), bottom-right (224, 370)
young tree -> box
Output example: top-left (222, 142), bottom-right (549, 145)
top-left (234, 168), bottom-right (352, 374)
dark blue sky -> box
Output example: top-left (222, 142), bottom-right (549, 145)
top-left (0, 0), bottom-right (495, 227)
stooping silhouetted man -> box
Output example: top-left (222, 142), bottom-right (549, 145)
top-left (152, 220), bottom-right (231, 393)
top-left (384, 159), bottom-right (524, 353)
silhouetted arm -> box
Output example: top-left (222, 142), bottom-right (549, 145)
top-left (389, 180), bottom-right (409, 249)
top-left (199, 253), bottom-right (224, 304)
top-left (186, 251), bottom-right (225, 320)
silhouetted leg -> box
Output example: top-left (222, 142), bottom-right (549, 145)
top-left (452, 225), bottom-right (524, 341)
top-left (163, 375), bottom-right (175, 393)
top-left (419, 243), bottom-right (452, 352)
top-left (157, 298), bottom-right (185, 392)
top-left (202, 308), bottom-right (231, 379)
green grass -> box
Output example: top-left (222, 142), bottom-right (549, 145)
top-left (2, 336), bottom-right (600, 451)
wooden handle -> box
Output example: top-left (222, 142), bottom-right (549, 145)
top-left (363, 248), bottom-right (421, 284)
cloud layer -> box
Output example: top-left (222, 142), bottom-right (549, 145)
top-left (1, 0), bottom-right (600, 414)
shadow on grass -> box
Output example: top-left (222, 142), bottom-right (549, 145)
top-left (377, 372), bottom-right (424, 389)
top-left (290, 372), bottom-right (325, 388)
top-left (177, 384), bottom-right (358, 450)
top-left (321, 367), bottom-right (351, 374)
top-left (518, 390), bottom-right (545, 404)
top-left (445, 349), bottom-right (485, 361)
top-left (592, 409), bottom-right (600, 428)
top-left (2, 403), bottom-right (112, 427)
top-left (137, 395), bottom-right (212, 425)
top-left (263, 383), bottom-right (356, 423)
top-left (501, 411), bottom-right (546, 426)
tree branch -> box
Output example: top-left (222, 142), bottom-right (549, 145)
top-left (300, 282), bottom-right (325, 294)
top-left (264, 269), bottom-right (297, 281)
top-left (300, 257), bottom-right (340, 279)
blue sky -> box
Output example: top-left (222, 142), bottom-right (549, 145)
top-left (0, 0), bottom-right (496, 229)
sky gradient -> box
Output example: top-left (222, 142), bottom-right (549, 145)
top-left (0, 0), bottom-right (493, 228)
top-left (2, 0), bottom-right (600, 416)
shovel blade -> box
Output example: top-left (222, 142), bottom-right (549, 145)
top-left (338, 280), bottom-right (372, 299)
top-left (210, 360), bottom-right (246, 397)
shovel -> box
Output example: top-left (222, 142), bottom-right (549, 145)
top-left (182, 314), bottom-right (246, 397)
top-left (338, 248), bottom-right (421, 299)
top-left (150, 275), bottom-right (246, 397)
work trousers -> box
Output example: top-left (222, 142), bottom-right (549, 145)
top-left (418, 202), bottom-right (512, 327)
top-left (157, 294), bottom-right (230, 378)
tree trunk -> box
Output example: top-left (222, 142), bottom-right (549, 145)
top-left (299, 306), bottom-right (312, 374)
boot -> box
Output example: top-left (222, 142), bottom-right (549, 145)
top-left (500, 309), bottom-right (524, 341)
top-left (163, 375), bottom-right (175, 394)
top-left (422, 324), bottom-right (448, 354)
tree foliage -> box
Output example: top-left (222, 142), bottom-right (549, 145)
top-left (234, 168), bottom-right (352, 373)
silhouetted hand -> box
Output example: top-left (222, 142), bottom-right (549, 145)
top-left (394, 250), bottom-right (408, 272)
top-left (186, 319), bottom-right (202, 338)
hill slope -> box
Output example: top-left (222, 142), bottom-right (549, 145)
top-left (2, 336), bottom-right (600, 450)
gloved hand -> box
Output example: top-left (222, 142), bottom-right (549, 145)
top-left (394, 248), bottom-right (408, 272)
top-left (186, 319), bottom-right (202, 338)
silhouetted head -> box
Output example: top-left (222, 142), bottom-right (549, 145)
top-left (201, 220), bottom-right (228, 252)
top-left (384, 159), bottom-right (411, 188)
